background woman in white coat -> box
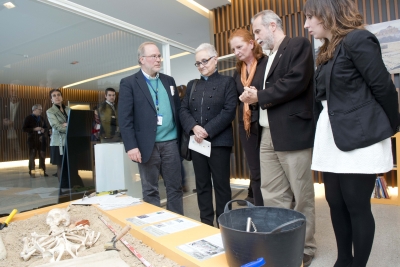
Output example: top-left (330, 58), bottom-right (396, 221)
top-left (46, 89), bottom-right (70, 188)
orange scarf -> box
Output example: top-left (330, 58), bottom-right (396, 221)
top-left (241, 59), bottom-right (257, 137)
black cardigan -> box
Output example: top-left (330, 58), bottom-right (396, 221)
top-left (180, 71), bottom-right (237, 147)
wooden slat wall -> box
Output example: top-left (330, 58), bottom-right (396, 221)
top-left (0, 84), bottom-right (106, 162)
top-left (213, 0), bottom-right (400, 185)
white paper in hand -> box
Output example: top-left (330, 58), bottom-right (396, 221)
top-left (189, 135), bottom-right (211, 157)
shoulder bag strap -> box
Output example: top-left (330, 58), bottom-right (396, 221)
top-left (188, 79), bottom-right (198, 109)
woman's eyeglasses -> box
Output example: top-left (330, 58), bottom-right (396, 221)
top-left (194, 56), bottom-right (215, 67)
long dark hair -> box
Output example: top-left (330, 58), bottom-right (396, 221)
top-left (304, 0), bottom-right (364, 65)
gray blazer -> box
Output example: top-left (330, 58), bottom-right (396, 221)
top-left (46, 104), bottom-right (70, 148)
top-left (180, 71), bottom-right (237, 147)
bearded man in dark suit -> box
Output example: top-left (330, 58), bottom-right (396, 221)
top-left (240, 10), bottom-right (316, 266)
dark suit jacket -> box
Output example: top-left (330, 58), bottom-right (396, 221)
top-left (315, 29), bottom-right (399, 151)
top-left (22, 114), bottom-right (48, 148)
top-left (118, 70), bottom-right (181, 163)
top-left (98, 101), bottom-right (118, 138)
top-left (258, 36), bottom-right (315, 151)
top-left (180, 71), bottom-right (237, 147)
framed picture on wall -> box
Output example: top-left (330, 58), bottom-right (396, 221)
top-left (366, 19), bottom-right (400, 74)
top-left (313, 19), bottom-right (400, 74)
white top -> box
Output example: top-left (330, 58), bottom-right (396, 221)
top-left (312, 101), bottom-right (393, 174)
top-left (259, 52), bottom-right (277, 128)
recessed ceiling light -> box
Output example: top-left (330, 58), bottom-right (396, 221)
top-left (70, 61), bottom-right (79, 65)
top-left (3, 2), bottom-right (16, 9)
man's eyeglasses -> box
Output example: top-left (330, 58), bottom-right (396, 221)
top-left (194, 56), bottom-right (215, 67)
top-left (142, 54), bottom-right (163, 60)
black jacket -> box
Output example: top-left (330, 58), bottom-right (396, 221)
top-left (22, 114), bottom-right (48, 148)
top-left (315, 29), bottom-right (399, 151)
top-left (180, 71), bottom-right (237, 147)
top-left (257, 36), bottom-right (315, 151)
top-left (98, 101), bottom-right (119, 138)
top-left (233, 56), bottom-right (268, 124)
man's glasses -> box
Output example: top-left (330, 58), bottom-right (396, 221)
top-left (194, 56), bottom-right (215, 67)
top-left (142, 54), bottom-right (163, 60)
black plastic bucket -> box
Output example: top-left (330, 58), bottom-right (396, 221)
top-left (218, 200), bottom-right (306, 267)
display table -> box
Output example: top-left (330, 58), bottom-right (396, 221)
top-left (3, 202), bottom-right (304, 267)
top-left (3, 202), bottom-right (227, 266)
top-left (94, 142), bottom-right (142, 198)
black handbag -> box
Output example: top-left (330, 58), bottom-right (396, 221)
top-left (180, 79), bottom-right (198, 161)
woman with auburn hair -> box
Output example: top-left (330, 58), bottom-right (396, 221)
top-left (304, 0), bottom-right (399, 266)
top-left (229, 29), bottom-right (267, 206)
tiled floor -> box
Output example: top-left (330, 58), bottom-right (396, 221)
top-left (1, 161), bottom-right (399, 267)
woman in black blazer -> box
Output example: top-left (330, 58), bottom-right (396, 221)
top-left (229, 29), bottom-right (267, 206)
top-left (304, 0), bottom-right (399, 266)
top-left (180, 43), bottom-right (237, 226)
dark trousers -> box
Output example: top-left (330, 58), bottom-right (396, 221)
top-left (239, 122), bottom-right (263, 206)
top-left (192, 146), bottom-right (232, 226)
top-left (29, 146), bottom-right (46, 171)
top-left (324, 172), bottom-right (376, 267)
top-left (138, 139), bottom-right (183, 215)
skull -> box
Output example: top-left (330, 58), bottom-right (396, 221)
top-left (46, 208), bottom-right (70, 231)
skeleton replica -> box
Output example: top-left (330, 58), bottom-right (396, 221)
top-left (20, 206), bottom-right (101, 262)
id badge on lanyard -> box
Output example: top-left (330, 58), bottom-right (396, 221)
top-left (144, 75), bottom-right (163, 126)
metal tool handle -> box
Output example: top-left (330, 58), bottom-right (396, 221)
top-left (115, 224), bottom-right (131, 241)
top-left (246, 217), bottom-right (252, 232)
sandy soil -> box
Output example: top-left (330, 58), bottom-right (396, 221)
top-left (0, 205), bottom-right (180, 267)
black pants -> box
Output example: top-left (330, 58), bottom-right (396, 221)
top-left (29, 146), bottom-right (46, 172)
top-left (323, 172), bottom-right (376, 267)
top-left (239, 122), bottom-right (263, 206)
top-left (192, 146), bottom-right (232, 226)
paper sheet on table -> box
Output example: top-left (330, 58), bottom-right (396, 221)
top-left (72, 195), bottom-right (141, 206)
top-left (178, 233), bottom-right (225, 261)
top-left (189, 135), bottom-right (211, 157)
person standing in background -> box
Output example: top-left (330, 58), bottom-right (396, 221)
top-left (304, 0), bottom-right (399, 266)
top-left (92, 106), bottom-right (101, 142)
top-left (98, 88), bottom-right (121, 143)
top-left (22, 104), bottom-right (48, 178)
top-left (47, 89), bottom-right (70, 187)
top-left (240, 10), bottom-right (316, 266)
top-left (3, 89), bottom-right (22, 161)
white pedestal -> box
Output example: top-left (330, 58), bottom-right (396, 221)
top-left (94, 143), bottom-right (142, 198)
